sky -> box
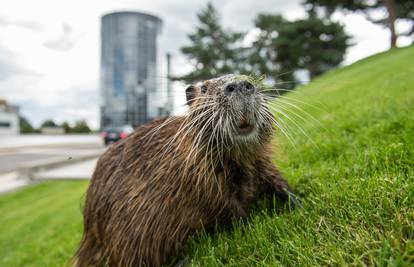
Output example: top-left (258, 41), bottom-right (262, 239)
top-left (0, 0), bottom-right (411, 129)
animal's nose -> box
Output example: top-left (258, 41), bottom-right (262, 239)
top-left (224, 81), bottom-right (255, 96)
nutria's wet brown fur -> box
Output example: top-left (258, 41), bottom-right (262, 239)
top-left (75, 75), bottom-right (294, 267)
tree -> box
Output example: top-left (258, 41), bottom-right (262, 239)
top-left (303, 0), bottom-right (414, 48)
top-left (40, 119), bottom-right (57, 128)
top-left (71, 120), bottom-right (91, 133)
top-left (175, 2), bottom-right (246, 83)
top-left (61, 121), bottom-right (71, 133)
top-left (19, 116), bottom-right (36, 133)
top-left (250, 12), bottom-right (350, 85)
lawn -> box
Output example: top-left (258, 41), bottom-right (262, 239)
top-left (1, 46), bottom-right (413, 266)
top-left (0, 181), bottom-right (88, 267)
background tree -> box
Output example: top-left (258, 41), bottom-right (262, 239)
top-left (19, 116), bottom-right (36, 133)
top-left (61, 121), bottom-right (71, 133)
top-left (175, 2), bottom-right (246, 83)
top-left (303, 0), bottom-right (414, 48)
top-left (71, 120), bottom-right (91, 133)
top-left (250, 12), bottom-right (350, 86)
top-left (40, 119), bottom-right (57, 128)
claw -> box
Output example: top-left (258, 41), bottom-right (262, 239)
top-left (283, 188), bottom-right (303, 210)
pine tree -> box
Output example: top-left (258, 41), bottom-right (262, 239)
top-left (175, 2), bottom-right (246, 83)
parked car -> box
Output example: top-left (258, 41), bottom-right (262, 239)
top-left (101, 125), bottom-right (134, 145)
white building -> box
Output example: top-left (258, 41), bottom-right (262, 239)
top-left (0, 99), bottom-right (20, 135)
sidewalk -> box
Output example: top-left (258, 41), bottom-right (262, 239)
top-left (0, 158), bottom-right (98, 194)
top-left (0, 172), bottom-right (28, 194)
top-left (34, 158), bottom-right (98, 180)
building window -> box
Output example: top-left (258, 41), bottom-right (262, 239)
top-left (0, 121), bottom-right (11, 128)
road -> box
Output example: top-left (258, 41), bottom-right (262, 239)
top-left (0, 152), bottom-right (57, 173)
top-left (0, 134), bottom-right (101, 150)
top-left (0, 135), bottom-right (103, 174)
top-left (0, 134), bottom-right (105, 193)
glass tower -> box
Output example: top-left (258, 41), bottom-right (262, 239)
top-left (100, 11), bottom-right (163, 129)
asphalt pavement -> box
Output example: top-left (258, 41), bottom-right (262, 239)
top-left (0, 134), bottom-right (104, 193)
top-left (0, 134), bottom-right (101, 151)
top-left (0, 152), bottom-right (57, 173)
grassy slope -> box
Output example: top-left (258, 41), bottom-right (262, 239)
top-left (188, 46), bottom-right (414, 266)
top-left (0, 46), bottom-right (413, 266)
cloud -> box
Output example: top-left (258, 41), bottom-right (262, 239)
top-left (0, 45), bottom-right (40, 82)
top-left (0, 47), bottom-right (21, 81)
top-left (0, 75), bottom-right (99, 128)
top-left (0, 15), bottom-right (44, 31)
top-left (43, 23), bottom-right (80, 51)
top-left (18, 85), bottom-right (99, 127)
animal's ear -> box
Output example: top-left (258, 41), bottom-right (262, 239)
top-left (185, 85), bottom-right (198, 106)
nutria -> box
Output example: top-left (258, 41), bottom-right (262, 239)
top-left (75, 74), bottom-right (295, 267)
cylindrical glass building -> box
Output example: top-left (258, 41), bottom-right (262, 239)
top-left (100, 11), bottom-right (163, 129)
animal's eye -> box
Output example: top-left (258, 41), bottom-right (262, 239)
top-left (201, 85), bottom-right (208, 93)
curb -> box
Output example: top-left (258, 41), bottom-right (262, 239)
top-left (17, 152), bottom-right (101, 180)
top-left (0, 142), bottom-right (102, 153)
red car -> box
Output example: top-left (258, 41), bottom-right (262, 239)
top-left (101, 125), bottom-right (134, 145)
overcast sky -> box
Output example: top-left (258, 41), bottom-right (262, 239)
top-left (0, 0), bottom-right (411, 129)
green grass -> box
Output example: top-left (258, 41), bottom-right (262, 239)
top-left (1, 46), bottom-right (413, 266)
top-left (0, 181), bottom-right (88, 267)
top-left (187, 46), bottom-right (414, 266)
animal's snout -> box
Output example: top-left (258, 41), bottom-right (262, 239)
top-left (224, 80), bottom-right (255, 96)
